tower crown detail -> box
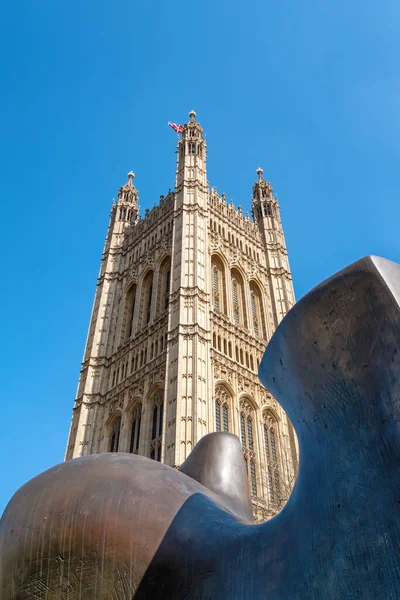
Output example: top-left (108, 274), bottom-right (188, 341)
top-left (252, 167), bottom-right (274, 203)
top-left (175, 111), bottom-right (207, 190)
top-left (116, 171), bottom-right (139, 225)
top-left (118, 171), bottom-right (138, 204)
top-left (182, 109), bottom-right (204, 141)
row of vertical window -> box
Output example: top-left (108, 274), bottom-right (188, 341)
top-left (212, 256), bottom-right (267, 339)
top-left (110, 385), bottom-right (282, 507)
top-left (254, 201), bottom-right (275, 219)
top-left (212, 333), bottom-right (258, 371)
top-left (124, 257), bottom-right (171, 342)
top-left (109, 389), bottom-right (164, 460)
top-left (209, 218), bottom-right (261, 263)
top-left (118, 207), bottom-right (135, 222)
top-left (110, 332), bottom-right (168, 388)
top-left (214, 386), bottom-right (282, 505)
top-left (127, 221), bottom-right (173, 266)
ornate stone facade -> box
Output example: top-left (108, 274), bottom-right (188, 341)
top-left (65, 111), bottom-right (298, 522)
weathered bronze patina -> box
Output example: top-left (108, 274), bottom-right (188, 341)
top-left (1, 255), bottom-right (400, 598)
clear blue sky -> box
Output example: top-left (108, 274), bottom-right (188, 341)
top-left (1, 0), bottom-right (399, 514)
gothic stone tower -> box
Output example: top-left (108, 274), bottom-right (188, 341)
top-left (66, 111), bottom-right (298, 521)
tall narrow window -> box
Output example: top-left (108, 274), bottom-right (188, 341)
top-left (264, 425), bottom-right (271, 461)
top-left (231, 270), bottom-right (247, 328)
top-left (129, 403), bottom-right (142, 454)
top-left (247, 418), bottom-right (254, 450)
top-left (250, 460), bottom-right (257, 496)
top-left (240, 398), bottom-right (257, 498)
top-left (215, 386), bottom-right (231, 433)
top-left (124, 284), bottom-right (137, 341)
top-left (213, 267), bottom-right (219, 311)
top-left (109, 416), bottom-right (121, 453)
top-left (159, 402), bottom-right (163, 437)
top-left (240, 413), bottom-right (246, 447)
top-left (141, 271), bottom-right (154, 327)
top-left (165, 270), bottom-right (170, 309)
top-left (223, 404), bottom-right (229, 432)
top-left (270, 427), bottom-right (277, 462)
top-left (152, 406), bottom-right (158, 440)
top-left (211, 256), bottom-right (226, 314)
top-left (157, 257), bottom-right (171, 313)
top-left (263, 410), bottom-right (282, 507)
top-left (233, 280), bottom-right (238, 304)
top-left (146, 284), bottom-right (152, 324)
top-left (215, 401), bottom-right (221, 431)
top-left (250, 282), bottom-right (266, 339)
top-left (268, 468), bottom-right (274, 503)
top-left (149, 389), bottom-right (164, 462)
top-left (251, 293), bottom-right (258, 336)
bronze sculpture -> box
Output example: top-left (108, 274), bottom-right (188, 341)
top-left (1, 255), bottom-right (400, 598)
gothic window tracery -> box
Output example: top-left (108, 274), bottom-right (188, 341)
top-left (124, 283), bottom-right (137, 340)
top-left (129, 403), bottom-right (142, 454)
top-left (109, 416), bottom-right (121, 452)
top-left (150, 389), bottom-right (164, 462)
top-left (240, 398), bottom-right (257, 497)
top-left (215, 386), bottom-right (231, 433)
top-left (263, 410), bottom-right (282, 506)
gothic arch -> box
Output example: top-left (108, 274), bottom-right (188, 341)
top-left (231, 267), bottom-right (248, 328)
top-left (214, 378), bottom-right (235, 398)
top-left (211, 253), bottom-right (227, 315)
top-left (260, 404), bottom-right (281, 423)
top-left (214, 384), bottom-right (233, 433)
top-left (125, 394), bottom-right (144, 414)
top-left (105, 409), bottom-right (122, 428)
top-left (106, 412), bottom-right (122, 453)
top-left (128, 401), bottom-right (142, 455)
top-left (238, 392), bottom-right (259, 411)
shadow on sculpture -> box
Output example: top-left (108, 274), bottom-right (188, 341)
top-left (1, 255), bottom-right (400, 599)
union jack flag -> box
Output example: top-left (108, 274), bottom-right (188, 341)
top-left (168, 122), bottom-right (183, 134)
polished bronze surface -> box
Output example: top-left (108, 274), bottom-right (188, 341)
top-left (1, 255), bottom-right (400, 599)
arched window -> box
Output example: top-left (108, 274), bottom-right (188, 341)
top-left (250, 460), bottom-right (257, 496)
top-left (124, 283), bottom-right (137, 341)
top-left (150, 389), bottom-right (164, 462)
top-left (109, 416), bottom-right (121, 452)
top-left (263, 410), bottom-right (281, 506)
top-left (240, 398), bottom-right (257, 497)
top-left (157, 256), bottom-right (171, 313)
top-left (129, 403), bottom-right (142, 454)
top-left (140, 270), bottom-right (154, 326)
top-left (211, 256), bottom-right (226, 314)
top-left (250, 282), bottom-right (266, 340)
top-left (214, 385), bottom-right (230, 432)
top-left (231, 269), bottom-right (247, 328)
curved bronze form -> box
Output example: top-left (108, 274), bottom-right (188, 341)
top-left (1, 255), bottom-right (400, 599)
